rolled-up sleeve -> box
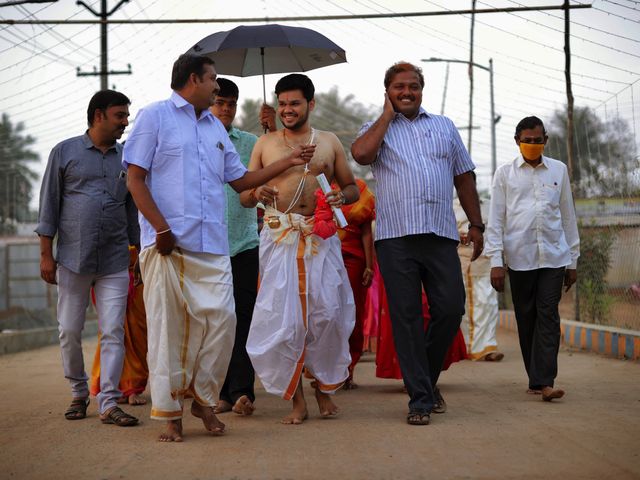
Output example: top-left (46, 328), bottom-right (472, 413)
top-left (35, 146), bottom-right (62, 238)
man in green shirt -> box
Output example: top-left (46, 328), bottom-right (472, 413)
top-left (210, 78), bottom-right (265, 415)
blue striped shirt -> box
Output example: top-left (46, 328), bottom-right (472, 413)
top-left (357, 108), bottom-right (475, 242)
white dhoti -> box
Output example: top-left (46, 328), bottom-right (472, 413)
top-left (460, 249), bottom-right (500, 360)
top-left (247, 208), bottom-right (355, 400)
top-left (139, 247), bottom-right (236, 420)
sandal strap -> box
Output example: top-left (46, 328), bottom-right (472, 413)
top-left (106, 407), bottom-right (138, 425)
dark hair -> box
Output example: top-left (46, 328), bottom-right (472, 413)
top-left (171, 54), bottom-right (215, 90)
top-left (216, 78), bottom-right (239, 99)
top-left (515, 116), bottom-right (546, 137)
top-left (87, 89), bottom-right (130, 126)
top-left (384, 62), bottom-right (425, 89)
top-left (275, 74), bottom-right (315, 101)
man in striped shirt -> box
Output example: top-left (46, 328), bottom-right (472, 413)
top-left (352, 62), bottom-right (484, 426)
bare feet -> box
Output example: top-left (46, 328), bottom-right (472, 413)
top-left (541, 386), bottom-right (565, 402)
top-left (281, 381), bottom-right (308, 425)
top-left (484, 351), bottom-right (504, 362)
top-left (191, 402), bottom-right (225, 435)
top-left (213, 399), bottom-right (233, 414)
top-left (116, 394), bottom-right (147, 405)
top-left (158, 419), bottom-right (183, 442)
top-left (232, 395), bottom-right (255, 416)
top-left (343, 379), bottom-right (359, 390)
top-left (527, 388), bottom-right (542, 395)
top-left (281, 406), bottom-right (308, 424)
top-left (315, 387), bottom-right (339, 418)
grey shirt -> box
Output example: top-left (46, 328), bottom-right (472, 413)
top-left (36, 133), bottom-right (139, 275)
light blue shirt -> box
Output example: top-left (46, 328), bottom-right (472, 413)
top-left (357, 107), bottom-right (475, 242)
top-left (123, 91), bottom-right (247, 255)
top-left (225, 126), bottom-right (259, 257)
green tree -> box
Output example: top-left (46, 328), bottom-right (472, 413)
top-left (544, 106), bottom-right (639, 198)
top-left (237, 87), bottom-right (377, 180)
top-left (0, 113), bottom-right (39, 234)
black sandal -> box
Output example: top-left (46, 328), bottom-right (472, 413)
top-left (64, 398), bottom-right (89, 420)
top-left (100, 406), bottom-right (139, 427)
top-left (407, 411), bottom-right (430, 425)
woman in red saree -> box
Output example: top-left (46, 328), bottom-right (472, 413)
top-left (334, 178), bottom-right (376, 389)
top-left (374, 266), bottom-right (468, 380)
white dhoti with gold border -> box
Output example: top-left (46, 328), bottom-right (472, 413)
top-left (247, 207), bottom-right (355, 400)
top-left (460, 248), bottom-right (500, 360)
top-left (139, 247), bottom-right (236, 420)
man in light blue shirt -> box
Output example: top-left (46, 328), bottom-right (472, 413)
top-left (352, 62), bottom-right (484, 426)
top-left (124, 54), bottom-right (314, 442)
top-left (209, 78), bottom-right (263, 416)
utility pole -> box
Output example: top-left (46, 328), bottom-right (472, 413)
top-left (76, 0), bottom-right (131, 90)
top-left (468, 0), bottom-right (477, 155)
top-left (422, 57), bottom-right (500, 175)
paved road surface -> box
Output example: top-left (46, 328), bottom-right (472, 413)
top-left (1, 328), bottom-right (639, 480)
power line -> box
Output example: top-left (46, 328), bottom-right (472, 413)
top-left (602, 0), bottom-right (640, 12)
top-left (424, 0), bottom-right (640, 76)
top-left (0, 4), bottom-right (593, 24)
top-left (490, 0), bottom-right (640, 60)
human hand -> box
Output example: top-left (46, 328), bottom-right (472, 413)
top-left (289, 144), bottom-right (316, 166)
top-left (362, 267), bottom-right (374, 287)
top-left (490, 266), bottom-right (506, 292)
top-left (260, 104), bottom-right (277, 132)
top-left (467, 227), bottom-right (484, 261)
top-left (564, 269), bottom-right (577, 292)
top-left (325, 188), bottom-right (345, 208)
top-left (156, 229), bottom-right (176, 256)
top-left (382, 92), bottom-right (395, 120)
top-left (133, 259), bottom-right (143, 286)
top-left (254, 185), bottom-right (279, 206)
top-left (40, 255), bottom-right (57, 285)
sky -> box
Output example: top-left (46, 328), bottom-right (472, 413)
top-left (1, 0), bottom-right (639, 205)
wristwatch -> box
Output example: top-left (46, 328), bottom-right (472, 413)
top-left (468, 223), bottom-right (485, 233)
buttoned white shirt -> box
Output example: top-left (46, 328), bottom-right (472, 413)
top-left (485, 155), bottom-right (580, 271)
top-left (123, 91), bottom-right (247, 255)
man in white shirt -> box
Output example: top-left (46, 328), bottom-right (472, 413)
top-left (124, 54), bottom-right (313, 442)
top-left (485, 116), bottom-right (579, 402)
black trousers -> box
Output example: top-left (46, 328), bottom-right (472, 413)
top-left (376, 234), bottom-right (465, 414)
top-left (220, 246), bottom-right (259, 404)
top-left (508, 267), bottom-right (565, 389)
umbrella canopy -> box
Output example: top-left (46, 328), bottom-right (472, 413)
top-left (188, 24), bottom-right (347, 78)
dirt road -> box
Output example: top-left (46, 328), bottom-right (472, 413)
top-left (1, 329), bottom-right (638, 480)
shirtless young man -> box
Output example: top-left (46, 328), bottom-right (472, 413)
top-left (240, 74), bottom-right (359, 424)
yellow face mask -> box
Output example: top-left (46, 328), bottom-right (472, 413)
top-left (519, 142), bottom-right (545, 161)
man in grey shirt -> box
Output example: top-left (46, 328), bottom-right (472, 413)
top-left (36, 90), bottom-right (140, 427)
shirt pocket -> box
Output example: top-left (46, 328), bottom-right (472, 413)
top-left (110, 171), bottom-right (129, 202)
top-left (543, 183), bottom-right (561, 207)
top-left (422, 129), bottom-right (451, 160)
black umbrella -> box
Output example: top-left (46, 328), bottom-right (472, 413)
top-left (188, 24), bottom-right (347, 101)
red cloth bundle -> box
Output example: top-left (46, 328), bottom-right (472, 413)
top-left (312, 188), bottom-right (337, 239)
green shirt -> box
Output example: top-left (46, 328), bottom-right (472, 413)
top-left (225, 126), bottom-right (259, 257)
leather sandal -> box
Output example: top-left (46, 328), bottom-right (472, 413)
top-left (64, 398), bottom-right (89, 420)
top-left (407, 411), bottom-right (430, 425)
top-left (100, 406), bottom-right (139, 427)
